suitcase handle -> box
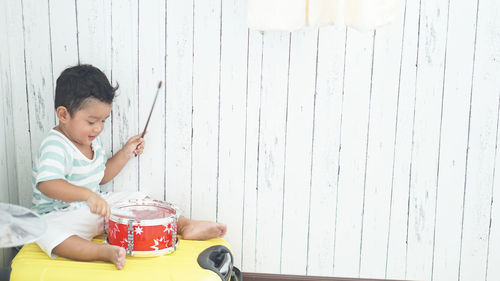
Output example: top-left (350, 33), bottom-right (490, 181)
top-left (230, 266), bottom-right (242, 281)
top-left (197, 245), bottom-right (234, 281)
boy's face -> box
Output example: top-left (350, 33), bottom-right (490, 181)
top-left (58, 98), bottom-right (112, 147)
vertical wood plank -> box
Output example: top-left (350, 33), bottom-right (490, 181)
top-left (306, 25), bottom-right (345, 277)
top-left (77, 0), bottom-right (114, 191)
top-left (431, 0), bottom-right (478, 279)
top-left (385, 0), bottom-right (419, 278)
top-left (1, 0), bottom-right (20, 207)
top-left (111, 0), bottom-right (139, 192)
top-left (280, 29), bottom-right (317, 275)
top-left (77, 0), bottom-right (112, 75)
top-left (460, 0), bottom-right (500, 278)
top-left (137, 0), bottom-right (166, 200)
top-left (488, 104), bottom-right (500, 281)
top-left (241, 29), bottom-right (262, 272)
top-left (165, 0), bottom-right (193, 217)
top-left (333, 28), bottom-right (373, 278)
top-left (48, 0), bottom-right (78, 89)
top-left (255, 31), bottom-right (290, 274)
top-left (22, 0), bottom-right (56, 168)
top-left (217, 0), bottom-right (248, 269)
top-left (1, 1), bottom-right (20, 267)
top-left (191, 0), bottom-right (221, 221)
top-left (0, 0), bottom-right (11, 204)
top-left (406, 0), bottom-right (449, 279)
top-left (359, 11), bottom-right (404, 278)
top-left (4, 0), bottom-right (31, 207)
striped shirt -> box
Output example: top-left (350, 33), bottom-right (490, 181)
top-left (32, 129), bottom-right (108, 215)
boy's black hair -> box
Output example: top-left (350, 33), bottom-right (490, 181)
top-left (55, 64), bottom-right (118, 115)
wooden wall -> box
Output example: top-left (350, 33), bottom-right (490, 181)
top-left (1, 0), bottom-right (500, 280)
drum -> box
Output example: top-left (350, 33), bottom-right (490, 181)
top-left (107, 199), bottom-right (180, 257)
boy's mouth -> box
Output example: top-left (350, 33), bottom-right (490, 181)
top-left (89, 136), bottom-right (96, 141)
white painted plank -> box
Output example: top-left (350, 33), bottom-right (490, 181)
top-left (217, 0), bottom-right (248, 269)
top-left (306, 25), bottom-right (345, 277)
top-left (359, 13), bottom-right (404, 278)
top-left (165, 0), bottom-right (193, 218)
top-left (460, 0), bottom-right (500, 278)
top-left (255, 31), bottom-right (290, 274)
top-left (431, 0), bottom-right (478, 279)
top-left (333, 28), bottom-right (373, 278)
top-left (406, 0), bottom-right (449, 279)
top-left (488, 106), bottom-right (500, 281)
top-left (111, 0), bottom-right (139, 192)
top-left (76, 0), bottom-right (114, 191)
top-left (22, 0), bottom-right (56, 159)
top-left (4, 0), bottom-right (31, 207)
top-left (1, 0), bottom-right (19, 206)
top-left (191, 0), bottom-right (221, 222)
top-left (77, 0), bottom-right (112, 75)
top-left (280, 28), bottom-right (317, 275)
top-left (0, 0), bottom-right (10, 205)
top-left (460, 92), bottom-right (498, 279)
top-left (48, 0), bottom-right (79, 90)
top-left (385, 0), bottom-right (419, 278)
top-left (241, 29), bottom-right (262, 272)
top-left (137, 0), bottom-right (166, 200)
top-left (0, 107), bottom-right (9, 204)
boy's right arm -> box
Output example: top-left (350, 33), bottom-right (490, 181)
top-left (38, 179), bottom-right (110, 218)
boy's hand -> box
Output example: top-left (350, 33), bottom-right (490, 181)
top-left (86, 192), bottom-right (110, 219)
top-left (121, 134), bottom-right (145, 158)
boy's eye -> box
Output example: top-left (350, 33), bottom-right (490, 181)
top-left (88, 121), bottom-right (95, 125)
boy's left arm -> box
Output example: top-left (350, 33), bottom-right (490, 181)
top-left (100, 134), bottom-right (145, 184)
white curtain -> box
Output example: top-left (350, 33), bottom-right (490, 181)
top-left (248, 0), bottom-right (399, 31)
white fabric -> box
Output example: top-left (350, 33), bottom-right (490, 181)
top-left (35, 191), bottom-right (147, 258)
top-left (248, 0), bottom-right (399, 31)
top-left (248, 0), bottom-right (306, 31)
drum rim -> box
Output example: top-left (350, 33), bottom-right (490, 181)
top-left (109, 198), bottom-right (180, 225)
top-left (105, 236), bottom-right (179, 257)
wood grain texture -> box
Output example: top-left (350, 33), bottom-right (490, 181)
top-left (334, 27), bottom-right (374, 278)
top-left (191, 0), bottom-right (221, 222)
top-left (137, 0), bottom-right (166, 200)
top-left (1, 0), bottom-right (499, 279)
top-left (217, 0), bottom-right (249, 269)
top-left (76, 0), bottom-right (114, 192)
top-left (406, 0), bottom-right (448, 279)
top-left (306, 25), bottom-right (345, 277)
top-left (460, 0), bottom-right (500, 279)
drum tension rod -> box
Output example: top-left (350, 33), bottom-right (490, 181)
top-left (127, 220), bottom-right (134, 256)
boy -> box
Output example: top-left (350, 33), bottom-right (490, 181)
top-left (32, 64), bottom-right (226, 269)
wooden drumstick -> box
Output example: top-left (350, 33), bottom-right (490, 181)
top-left (135, 81), bottom-right (163, 156)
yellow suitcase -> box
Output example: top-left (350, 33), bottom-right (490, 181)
top-left (10, 236), bottom-right (241, 281)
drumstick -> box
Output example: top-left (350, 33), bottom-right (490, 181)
top-left (135, 81), bottom-right (163, 156)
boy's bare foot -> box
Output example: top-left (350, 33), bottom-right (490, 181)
top-left (180, 219), bottom-right (227, 240)
top-left (105, 245), bottom-right (126, 270)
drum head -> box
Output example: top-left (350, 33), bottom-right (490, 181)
top-left (110, 199), bottom-right (179, 225)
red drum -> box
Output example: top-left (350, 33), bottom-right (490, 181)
top-left (107, 199), bottom-right (180, 257)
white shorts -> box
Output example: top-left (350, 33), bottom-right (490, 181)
top-left (35, 191), bottom-right (147, 258)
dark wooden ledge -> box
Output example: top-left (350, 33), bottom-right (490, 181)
top-left (242, 272), bottom-right (409, 281)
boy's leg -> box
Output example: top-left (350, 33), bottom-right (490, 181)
top-left (177, 216), bottom-right (227, 240)
top-left (52, 235), bottom-right (126, 270)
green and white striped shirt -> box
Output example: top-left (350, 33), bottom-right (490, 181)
top-left (32, 129), bottom-right (108, 215)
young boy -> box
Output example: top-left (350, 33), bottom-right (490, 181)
top-left (32, 64), bottom-right (226, 270)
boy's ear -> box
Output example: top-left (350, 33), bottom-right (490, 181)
top-left (56, 106), bottom-right (70, 123)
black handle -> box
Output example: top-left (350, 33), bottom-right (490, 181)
top-left (230, 266), bottom-right (242, 281)
top-left (198, 245), bottom-right (234, 281)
